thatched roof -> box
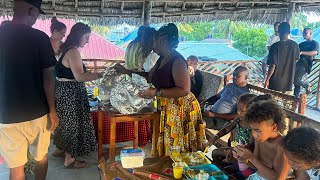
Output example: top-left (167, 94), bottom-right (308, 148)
top-left (1, 0), bottom-right (320, 25)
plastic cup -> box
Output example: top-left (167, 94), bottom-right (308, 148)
top-left (172, 162), bottom-right (183, 179)
top-left (170, 146), bottom-right (180, 159)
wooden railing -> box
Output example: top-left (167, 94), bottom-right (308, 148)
top-left (83, 59), bottom-right (124, 73)
top-left (198, 60), bottom-right (320, 110)
top-left (83, 59), bottom-right (320, 110)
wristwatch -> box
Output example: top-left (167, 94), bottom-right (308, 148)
top-left (155, 89), bottom-right (162, 97)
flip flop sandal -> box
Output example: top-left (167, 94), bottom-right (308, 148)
top-left (65, 160), bottom-right (88, 169)
top-left (52, 151), bottom-right (65, 158)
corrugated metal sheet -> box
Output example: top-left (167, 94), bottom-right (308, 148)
top-left (176, 42), bottom-right (254, 61)
top-left (0, 17), bottom-right (125, 60)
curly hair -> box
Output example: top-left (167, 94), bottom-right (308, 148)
top-left (60, 22), bottom-right (91, 53)
top-left (155, 23), bottom-right (179, 49)
top-left (283, 127), bottom-right (320, 164)
top-left (238, 93), bottom-right (257, 105)
top-left (50, 17), bottom-right (66, 34)
top-left (247, 94), bottom-right (273, 107)
top-left (245, 100), bottom-right (286, 132)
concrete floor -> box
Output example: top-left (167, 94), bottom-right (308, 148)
top-left (305, 107), bottom-right (320, 122)
top-left (0, 141), bottom-right (153, 180)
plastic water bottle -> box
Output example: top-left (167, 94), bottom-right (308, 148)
top-left (93, 85), bottom-right (99, 98)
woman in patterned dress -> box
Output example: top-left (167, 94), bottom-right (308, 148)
top-left (53, 23), bottom-right (103, 168)
top-left (115, 23), bottom-right (207, 157)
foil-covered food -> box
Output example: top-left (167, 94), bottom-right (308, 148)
top-left (100, 66), bottom-right (153, 114)
top-left (110, 74), bottom-right (153, 114)
top-left (99, 66), bottom-right (124, 90)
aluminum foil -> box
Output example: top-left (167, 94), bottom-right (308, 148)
top-left (99, 66), bottom-right (124, 91)
top-left (109, 73), bottom-right (153, 114)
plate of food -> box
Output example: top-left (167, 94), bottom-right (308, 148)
top-left (183, 164), bottom-right (228, 180)
top-left (171, 151), bottom-right (211, 166)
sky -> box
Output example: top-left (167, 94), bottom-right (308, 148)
top-left (307, 14), bottom-right (320, 23)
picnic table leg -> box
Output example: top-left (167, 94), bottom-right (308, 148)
top-left (98, 106), bottom-right (103, 163)
top-left (152, 112), bottom-right (160, 157)
top-left (109, 117), bottom-right (116, 162)
top-left (134, 121), bottom-right (139, 149)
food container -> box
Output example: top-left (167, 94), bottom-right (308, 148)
top-left (120, 149), bottom-right (145, 168)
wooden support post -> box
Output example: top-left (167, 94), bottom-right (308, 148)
top-left (298, 93), bottom-right (307, 115)
top-left (144, 0), bottom-right (152, 26)
top-left (100, 0), bottom-right (104, 12)
top-left (287, 3), bottom-right (295, 25)
top-left (98, 105), bottom-right (103, 163)
top-left (280, 9), bottom-right (287, 22)
top-left (75, 0), bottom-right (78, 9)
top-left (316, 70), bottom-right (320, 110)
top-left (52, 0), bottom-right (56, 9)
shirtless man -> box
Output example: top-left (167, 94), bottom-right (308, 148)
top-left (233, 100), bottom-right (290, 180)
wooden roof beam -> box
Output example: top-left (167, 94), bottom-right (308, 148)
top-left (109, 0), bottom-right (289, 4)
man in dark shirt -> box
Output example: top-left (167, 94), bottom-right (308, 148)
top-left (0, 0), bottom-right (58, 179)
top-left (294, 28), bottom-right (319, 97)
top-left (187, 55), bottom-right (203, 99)
top-left (265, 22), bottom-right (300, 93)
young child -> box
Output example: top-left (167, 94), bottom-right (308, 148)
top-left (283, 127), bottom-right (320, 180)
top-left (211, 94), bottom-right (273, 179)
top-left (233, 100), bottom-right (290, 180)
top-left (210, 93), bottom-right (256, 179)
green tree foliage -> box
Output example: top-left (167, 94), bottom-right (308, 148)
top-left (212, 20), bottom-right (248, 39)
top-left (178, 22), bottom-right (213, 41)
top-left (91, 26), bottom-right (110, 37)
top-left (291, 13), bottom-right (308, 31)
top-left (233, 28), bottom-right (268, 59)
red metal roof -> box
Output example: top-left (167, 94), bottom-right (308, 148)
top-left (0, 17), bottom-right (125, 60)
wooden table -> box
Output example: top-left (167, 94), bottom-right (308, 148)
top-left (98, 101), bottom-right (160, 162)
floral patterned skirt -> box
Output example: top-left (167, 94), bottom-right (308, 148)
top-left (153, 93), bottom-right (207, 157)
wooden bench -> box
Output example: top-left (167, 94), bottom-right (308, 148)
top-left (206, 108), bottom-right (320, 148)
top-left (224, 75), bottom-right (307, 115)
top-left (198, 71), bottom-right (224, 102)
top-left (205, 74), bottom-right (308, 147)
